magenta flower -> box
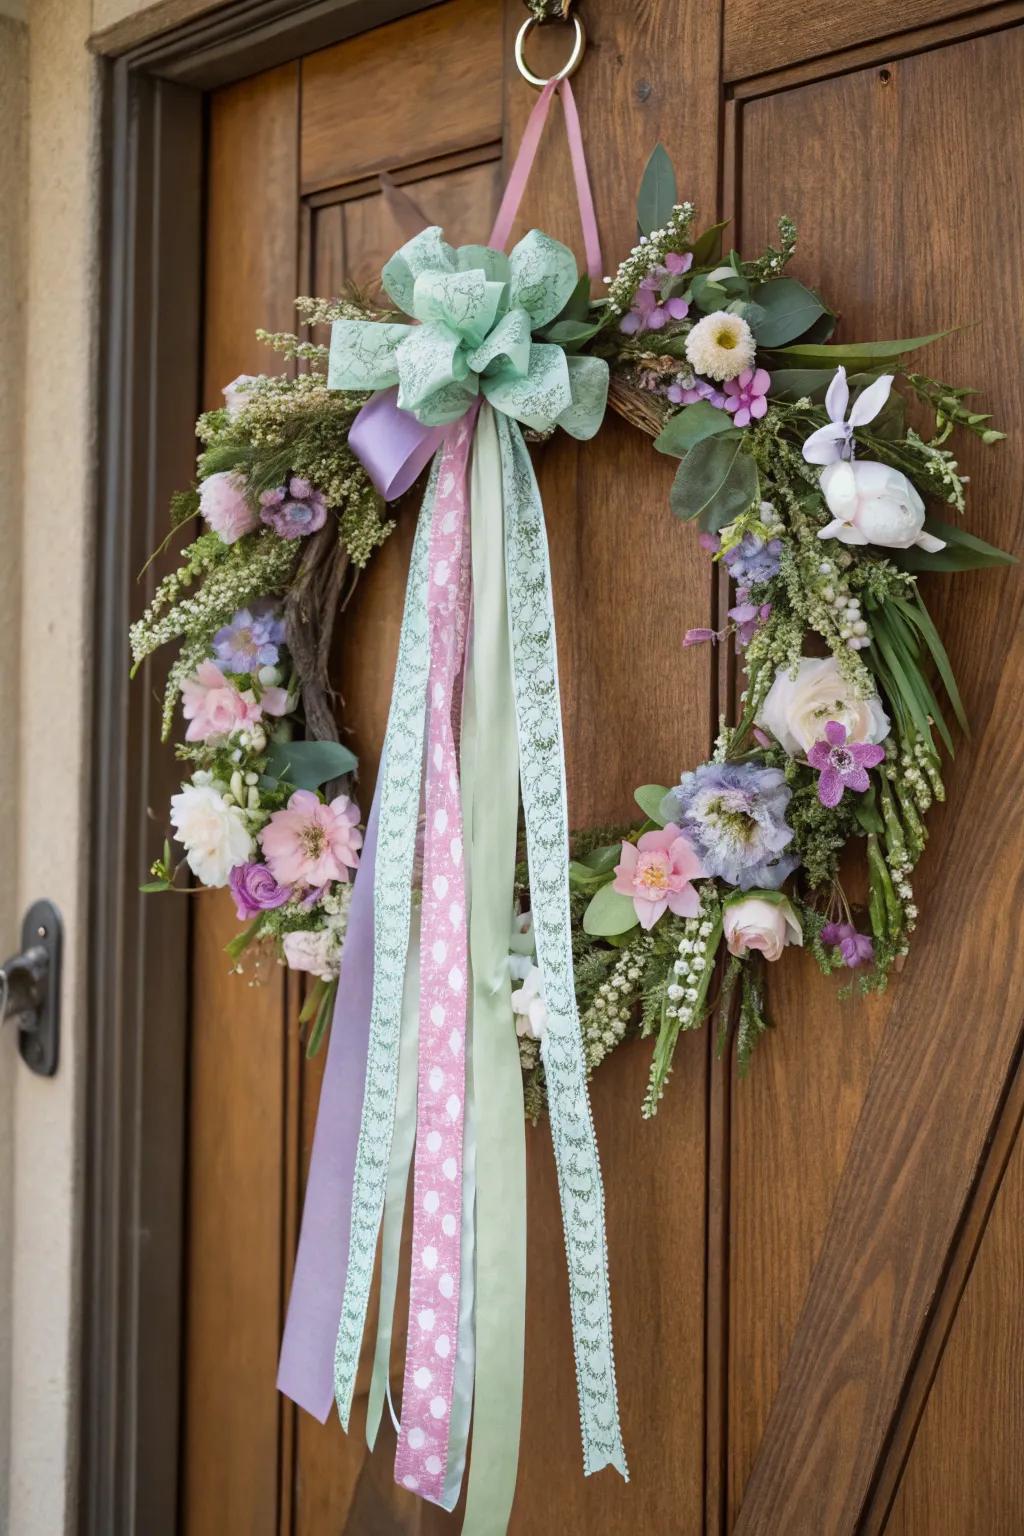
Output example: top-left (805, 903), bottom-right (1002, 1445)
top-left (612, 823), bottom-right (707, 930)
top-left (260, 789), bottom-right (362, 889)
top-left (821, 920), bottom-right (875, 968)
top-left (723, 368), bottom-right (771, 428)
top-left (181, 660), bottom-right (262, 743)
top-left (807, 720), bottom-right (886, 807)
top-left (228, 860), bottom-right (292, 920)
top-left (619, 251), bottom-right (693, 334)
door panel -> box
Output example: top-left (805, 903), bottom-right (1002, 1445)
top-left (182, 4), bottom-right (1024, 1533)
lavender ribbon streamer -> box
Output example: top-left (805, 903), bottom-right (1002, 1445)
top-left (349, 385), bottom-right (444, 501)
top-left (276, 778), bottom-right (382, 1421)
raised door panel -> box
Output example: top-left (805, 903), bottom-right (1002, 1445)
top-left (727, 22), bottom-right (1024, 1530)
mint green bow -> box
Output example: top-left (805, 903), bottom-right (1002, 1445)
top-left (328, 226), bottom-right (608, 438)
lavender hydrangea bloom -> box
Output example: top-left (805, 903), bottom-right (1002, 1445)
top-left (260, 476), bottom-right (327, 539)
top-left (723, 532), bottom-right (783, 587)
top-left (213, 603), bottom-right (287, 674)
top-left (662, 761), bottom-right (799, 890)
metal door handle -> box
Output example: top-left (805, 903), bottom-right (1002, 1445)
top-left (1, 899), bottom-right (61, 1076)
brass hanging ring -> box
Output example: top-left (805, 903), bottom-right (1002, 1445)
top-left (514, 14), bottom-right (586, 90)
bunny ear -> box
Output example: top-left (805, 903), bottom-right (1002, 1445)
top-left (848, 372), bottom-right (894, 427)
top-left (802, 423), bottom-right (848, 465)
top-left (825, 366), bottom-right (849, 424)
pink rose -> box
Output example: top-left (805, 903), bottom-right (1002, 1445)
top-left (613, 823), bottom-right (706, 930)
top-left (723, 895), bottom-right (802, 962)
top-left (199, 470), bottom-right (259, 544)
top-left (260, 789), bottom-right (362, 889)
top-left (181, 659), bottom-right (262, 743)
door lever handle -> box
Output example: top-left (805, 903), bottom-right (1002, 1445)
top-left (1, 899), bottom-right (62, 1076)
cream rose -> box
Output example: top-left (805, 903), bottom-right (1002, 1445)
top-left (283, 927), bottom-right (339, 982)
top-left (169, 780), bottom-right (255, 887)
top-left (723, 895), bottom-right (802, 962)
top-left (756, 656), bottom-right (890, 757)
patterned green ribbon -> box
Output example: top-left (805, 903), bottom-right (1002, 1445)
top-left (499, 411), bottom-right (628, 1480)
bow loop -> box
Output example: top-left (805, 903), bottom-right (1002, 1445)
top-left (466, 307), bottom-right (533, 380)
top-left (411, 269), bottom-right (507, 348)
top-left (382, 226), bottom-right (458, 314)
top-left (507, 229), bottom-right (579, 328)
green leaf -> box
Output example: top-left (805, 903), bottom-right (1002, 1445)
top-left (654, 402), bottom-right (737, 457)
top-left (634, 784), bottom-right (671, 824)
top-left (305, 978), bottom-right (338, 1059)
top-left (139, 880), bottom-right (170, 893)
top-left (568, 843), bottom-right (622, 894)
top-left (750, 278), bottom-right (828, 348)
top-left (636, 143), bottom-right (677, 237)
top-left (224, 916), bottom-right (265, 963)
top-left (854, 787), bottom-right (885, 835)
top-left (669, 435), bottom-right (759, 531)
top-left (689, 219), bottom-right (729, 267)
top-left (263, 739), bottom-right (358, 791)
top-left (556, 272), bottom-right (591, 323)
top-left (889, 517), bottom-right (1016, 572)
top-left (582, 882), bottom-right (639, 939)
top-left (540, 317), bottom-right (603, 351)
top-left (578, 842), bottom-right (622, 874)
top-left (764, 330), bottom-right (950, 370)
top-left (689, 273), bottom-right (729, 313)
top-left (889, 592), bottom-right (968, 736)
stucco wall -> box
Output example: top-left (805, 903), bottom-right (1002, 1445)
top-left (3, 0), bottom-right (98, 1529)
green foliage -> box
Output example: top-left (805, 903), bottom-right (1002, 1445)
top-left (764, 329), bottom-right (950, 370)
top-left (669, 434), bottom-right (760, 530)
top-left (636, 143), bottom-right (677, 237)
top-left (263, 739), bottom-right (358, 791)
top-left (750, 278), bottom-right (829, 348)
top-left (655, 402), bottom-right (738, 457)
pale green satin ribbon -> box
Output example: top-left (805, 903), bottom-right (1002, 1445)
top-left (498, 412), bottom-right (628, 1481)
top-left (461, 404), bottom-right (527, 1534)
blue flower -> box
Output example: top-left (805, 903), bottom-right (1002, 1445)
top-left (723, 533), bottom-right (782, 588)
top-left (213, 603), bottom-right (286, 675)
top-left (661, 761), bottom-right (799, 891)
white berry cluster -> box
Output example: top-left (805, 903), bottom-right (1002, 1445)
top-left (816, 556), bottom-right (871, 651)
top-left (581, 935), bottom-right (653, 1072)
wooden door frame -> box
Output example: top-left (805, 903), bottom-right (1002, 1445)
top-left (83, 5), bottom-right (437, 1533)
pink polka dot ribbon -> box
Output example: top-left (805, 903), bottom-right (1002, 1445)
top-left (393, 411), bottom-right (476, 1500)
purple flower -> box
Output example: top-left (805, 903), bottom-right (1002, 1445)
top-left (723, 367), bottom-right (771, 428)
top-left (807, 720), bottom-right (886, 808)
top-left (228, 860), bottom-right (292, 920)
top-left (684, 627), bottom-right (718, 647)
top-left (667, 376), bottom-right (729, 410)
top-left (213, 603), bottom-right (287, 674)
top-left (723, 533), bottom-right (783, 587)
top-left (663, 761), bottom-right (799, 890)
top-left (821, 920), bottom-right (875, 968)
top-left (620, 251), bottom-right (694, 334)
top-left (729, 600), bottom-right (772, 648)
top-left (260, 476), bottom-right (328, 539)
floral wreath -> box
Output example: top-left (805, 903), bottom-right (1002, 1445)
top-left (134, 145), bottom-right (1009, 1101)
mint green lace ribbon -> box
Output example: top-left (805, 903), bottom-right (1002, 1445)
top-left (329, 226), bottom-right (608, 437)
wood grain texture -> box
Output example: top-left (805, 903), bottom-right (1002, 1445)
top-left (727, 33), bottom-right (1024, 1523)
top-left (182, 62), bottom-right (299, 1536)
top-left (299, 0), bottom-right (502, 195)
top-left (729, 29), bottom-right (1024, 1530)
top-left (722, 0), bottom-right (1003, 81)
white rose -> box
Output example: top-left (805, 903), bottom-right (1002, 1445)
top-left (723, 895), bottom-right (802, 962)
top-left (511, 964), bottom-right (548, 1040)
top-left (283, 927), bottom-right (339, 982)
top-left (818, 460), bottom-right (945, 552)
top-left (757, 656), bottom-right (890, 756)
top-left (169, 781), bottom-right (255, 887)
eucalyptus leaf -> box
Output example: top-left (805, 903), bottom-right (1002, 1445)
top-left (750, 278), bottom-right (828, 348)
top-left (582, 881), bottom-right (639, 939)
top-left (689, 219), bottom-right (729, 267)
top-left (654, 402), bottom-right (737, 458)
top-left (637, 143), bottom-right (677, 237)
top-left (690, 273), bottom-right (729, 313)
top-left (540, 317), bottom-right (603, 351)
top-left (634, 784), bottom-right (671, 825)
top-left (263, 738), bottom-right (358, 791)
top-left (669, 435), bottom-right (759, 531)
top-left (764, 329), bottom-right (950, 370)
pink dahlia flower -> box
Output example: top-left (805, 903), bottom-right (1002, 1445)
top-left (199, 470), bottom-right (259, 544)
top-left (260, 789), bottom-right (362, 889)
top-left (613, 823), bottom-right (707, 930)
top-left (181, 660), bottom-right (262, 743)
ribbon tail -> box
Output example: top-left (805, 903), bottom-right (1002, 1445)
top-left (498, 411), bottom-right (628, 1481)
top-left (461, 402), bottom-right (528, 1533)
top-left (276, 775), bottom-right (383, 1422)
top-left (349, 385), bottom-right (445, 501)
top-left (332, 452), bottom-right (440, 1428)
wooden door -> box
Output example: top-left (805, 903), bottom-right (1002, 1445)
top-left (182, 3), bottom-right (1024, 1533)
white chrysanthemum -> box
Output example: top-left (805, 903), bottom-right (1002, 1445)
top-left (169, 781), bottom-right (254, 887)
top-left (685, 311), bottom-right (756, 381)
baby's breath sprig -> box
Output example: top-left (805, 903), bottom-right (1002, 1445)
top-left (605, 201), bottom-right (695, 316)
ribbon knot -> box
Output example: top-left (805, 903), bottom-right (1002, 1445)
top-left (329, 226), bottom-right (609, 496)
